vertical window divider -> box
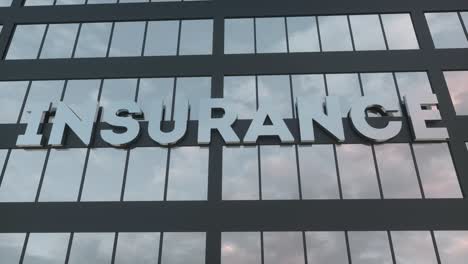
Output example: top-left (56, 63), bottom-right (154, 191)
top-left (255, 75), bottom-right (262, 200)
top-left (64, 233), bottom-right (74, 264)
top-left (141, 21), bottom-right (149, 57)
top-left (289, 75), bottom-right (303, 201)
top-left (34, 148), bottom-right (51, 202)
top-left (77, 148), bottom-right (91, 202)
top-left (176, 20), bottom-right (182, 56)
top-left (430, 231), bottom-right (443, 264)
top-left (106, 22), bottom-right (116, 58)
top-left (18, 232), bottom-right (30, 264)
top-left (284, 17), bottom-right (290, 53)
top-left (344, 231), bottom-right (353, 264)
top-left (253, 17), bottom-right (257, 54)
top-left (387, 231), bottom-right (397, 264)
top-left (157, 232), bottom-right (164, 264)
top-left (346, 15), bottom-right (356, 51)
top-left (120, 149), bottom-right (131, 202)
top-left (71, 23), bottom-right (83, 58)
top-left (315, 16), bottom-right (323, 52)
top-left (260, 231), bottom-right (265, 264)
top-left (379, 14), bottom-right (390, 50)
top-left (457, 12), bottom-right (468, 41)
top-left (370, 145), bottom-right (384, 199)
top-left (111, 232), bottom-right (119, 264)
top-left (16, 81), bottom-right (32, 124)
top-left (302, 231), bottom-right (309, 264)
top-left (0, 149), bottom-right (12, 193)
top-left (36, 24), bottom-right (49, 59)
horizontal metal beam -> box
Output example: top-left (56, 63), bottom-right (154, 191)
top-left (1, 199), bottom-right (468, 232)
top-left (0, 50), bottom-right (467, 80)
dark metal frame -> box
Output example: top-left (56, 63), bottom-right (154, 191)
top-left (1, 0), bottom-right (468, 263)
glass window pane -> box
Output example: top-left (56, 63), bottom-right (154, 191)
top-left (374, 144), bottom-right (421, 199)
top-left (225, 18), bottom-right (255, 54)
top-left (56, 0), bottom-right (86, 4)
top-left (21, 80), bottom-right (65, 123)
top-left (349, 232), bottom-right (392, 264)
top-left (435, 231), bottom-right (468, 264)
top-left (0, 233), bottom-right (25, 263)
top-left (381, 14), bottom-right (419, 50)
top-left (81, 148), bottom-right (127, 202)
top-left (222, 146), bottom-right (259, 200)
top-left (413, 143), bottom-right (462, 198)
top-left (286, 16), bottom-right (320, 52)
top-left (0, 149), bottom-right (47, 202)
top-left (256, 17), bottom-right (288, 53)
top-left (0, 0), bottom-right (12, 7)
top-left (138, 78), bottom-right (174, 121)
top-left (39, 149), bottom-right (87, 202)
top-left (395, 72), bottom-right (433, 101)
top-left (222, 232), bottom-right (261, 264)
top-left (305, 232), bottom-right (348, 264)
top-left (257, 75), bottom-right (293, 118)
top-left (360, 73), bottom-right (401, 116)
top-left (350, 15), bottom-right (386, 51)
top-left (167, 147), bottom-right (208, 201)
top-left (115, 233), bottom-right (160, 264)
top-left (62, 79), bottom-right (101, 118)
top-left (298, 145), bottom-right (339, 199)
top-left (462, 12), bottom-right (468, 29)
top-left (124, 147), bottom-right (167, 201)
top-left (87, 0), bottom-right (117, 4)
top-left (40, 23), bottom-right (79, 59)
top-left (68, 233), bottom-right (114, 264)
top-left (100, 78), bottom-right (138, 109)
top-left (260, 145), bottom-right (299, 200)
top-left (425, 12), bottom-right (468, 49)
top-left (444, 71), bottom-right (468, 115)
top-left (144, 21), bottom-right (179, 56)
top-left (174, 77), bottom-right (211, 120)
top-left (179, 20), bottom-right (213, 55)
top-left (74, 23), bottom-right (112, 58)
top-left (292, 74), bottom-right (326, 117)
top-left (25, 0), bottom-right (54, 5)
top-left (109, 22), bottom-right (146, 57)
top-left (318, 16), bottom-right (353, 52)
top-left (162, 233), bottom-right (205, 264)
top-left (223, 76), bottom-right (256, 119)
top-left (336, 144), bottom-right (380, 199)
top-left (326, 73), bottom-right (362, 117)
top-left (0, 81), bottom-right (29, 124)
top-left (7, 25), bottom-right (46, 60)
top-left (391, 231), bottom-right (437, 264)
top-left (263, 232), bottom-right (304, 264)
top-left (23, 233), bottom-right (69, 264)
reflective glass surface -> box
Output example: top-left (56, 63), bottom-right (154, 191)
top-left (174, 77), bottom-right (211, 120)
top-left (263, 232), bottom-right (305, 264)
top-left (221, 232), bottom-right (261, 264)
top-left (161, 233), bottom-right (206, 264)
top-left (40, 23), bottom-right (79, 59)
top-left (74, 23), bottom-right (112, 58)
top-left (444, 71), bottom-right (468, 115)
top-left (395, 72), bottom-right (433, 101)
top-left (336, 144), bottom-right (380, 199)
top-left (0, 233), bottom-right (25, 263)
top-left (350, 15), bottom-right (386, 51)
top-left (260, 145), bottom-right (299, 200)
top-left (138, 78), bottom-right (174, 121)
top-left (360, 73), bottom-right (401, 116)
top-left (435, 231), bottom-right (468, 264)
top-left (179, 20), bottom-right (213, 55)
top-left (348, 231), bottom-right (393, 264)
top-left (287, 16), bottom-right (320, 52)
top-left (0, 149), bottom-right (47, 202)
top-left (223, 76), bottom-right (257, 119)
top-left (167, 147), bottom-right (209, 201)
top-left (68, 233), bottom-right (115, 264)
top-left (257, 75), bottom-right (293, 118)
top-left (124, 147), bottom-right (167, 201)
top-left (425, 12), bottom-right (468, 49)
top-left (100, 78), bottom-right (138, 109)
top-left (326, 74), bottom-right (362, 117)
top-left (0, 81), bottom-right (29, 124)
top-left (305, 232), bottom-right (349, 264)
top-left (0, 0), bottom-right (12, 6)
top-left (318, 16), bottom-right (353, 51)
top-left (225, 19), bottom-right (255, 54)
top-left (144, 21), bottom-right (179, 56)
top-left (222, 146), bottom-right (259, 200)
top-left (6, 25), bottom-right (46, 59)
top-left (413, 143), bottom-right (462, 198)
top-left (23, 233), bottom-right (70, 264)
top-left (255, 17), bottom-right (288, 53)
top-left (381, 14), bottom-right (419, 50)
top-left (62, 79), bottom-right (101, 118)
top-left (20, 80), bottom-right (64, 123)
top-left (81, 148), bottom-right (127, 201)
top-left (391, 231), bottom-right (438, 264)
top-left (115, 233), bottom-right (160, 264)
top-left (109, 22), bottom-right (146, 57)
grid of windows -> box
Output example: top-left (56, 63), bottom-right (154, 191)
top-left (225, 14), bottom-right (419, 54)
top-left (6, 20), bottom-right (213, 60)
top-left (24, 0), bottom-right (208, 6)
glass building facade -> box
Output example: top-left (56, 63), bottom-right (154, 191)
top-left (0, 0), bottom-right (468, 263)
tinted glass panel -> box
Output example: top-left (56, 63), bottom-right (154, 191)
top-left (318, 16), bottom-right (353, 51)
top-left (350, 15), bottom-right (386, 51)
top-left (68, 233), bottom-right (114, 264)
top-left (179, 20), bottom-right (213, 55)
top-left (167, 147), bottom-right (208, 201)
top-left (109, 22), bottom-right (146, 57)
top-left (124, 147), bottom-right (167, 201)
top-left (7, 25), bottom-right (46, 59)
top-left (39, 149), bottom-right (87, 202)
top-left (435, 231), bottom-right (468, 264)
top-left (287, 16), bottom-right (320, 52)
top-left (348, 231), bottom-right (393, 264)
top-left (23, 233), bottom-right (69, 264)
top-left (0, 233), bottom-right (25, 263)
top-left (0, 81), bottom-right (29, 124)
top-left (257, 75), bottom-right (293, 118)
top-left (74, 23), bottom-right (112, 58)
top-left (115, 233), bottom-right (160, 264)
top-left (223, 76), bottom-right (256, 119)
top-left (326, 74), bottom-right (362, 117)
top-left (62, 79), bottom-right (101, 118)
top-left (21, 80), bottom-right (64, 123)
top-left (25, 0), bottom-right (55, 5)
top-left (174, 77), bottom-right (211, 120)
top-left (100, 78), bottom-right (138, 109)
top-left (256, 17), bottom-right (288, 53)
top-left (391, 231), bottom-right (437, 264)
top-left (144, 21), bottom-right (179, 56)
top-left (221, 232), bottom-right (261, 264)
top-left (381, 14), bottom-right (419, 50)
top-left (395, 72), bottom-right (433, 101)
top-left (40, 23), bottom-right (79, 59)
top-left (374, 144), bottom-right (421, 199)
top-left (298, 145), bottom-right (339, 199)
top-left (413, 143), bottom-right (462, 198)
top-left (81, 148), bottom-right (127, 201)
top-left (138, 78), bottom-right (174, 121)
top-left (260, 145), bottom-right (299, 200)
top-left (223, 146), bottom-right (259, 200)
top-left (462, 12), bottom-right (468, 29)
top-left (444, 71), bottom-right (468, 115)
top-left (161, 233), bottom-right (206, 264)
top-left (336, 145), bottom-right (380, 199)
top-left (0, 149), bottom-right (47, 202)
top-left (425, 12), bottom-right (468, 49)
top-left (225, 18), bottom-right (255, 54)
top-left (305, 232), bottom-right (348, 264)
top-left (0, 0), bottom-right (12, 6)
top-left (360, 72), bottom-right (401, 116)
top-left (263, 232), bottom-right (305, 264)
